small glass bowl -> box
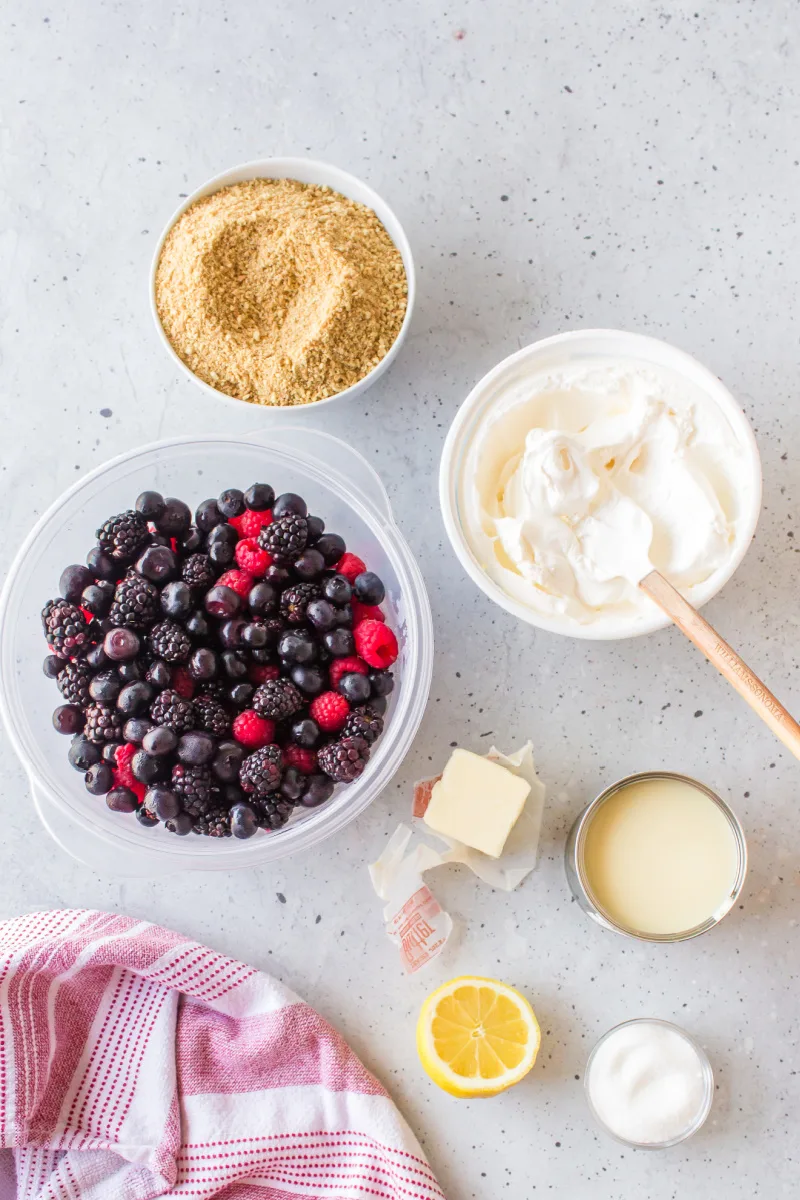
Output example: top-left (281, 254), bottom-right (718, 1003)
top-left (584, 1018), bottom-right (714, 1149)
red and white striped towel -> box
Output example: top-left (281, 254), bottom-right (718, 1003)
top-left (0, 909), bottom-right (444, 1200)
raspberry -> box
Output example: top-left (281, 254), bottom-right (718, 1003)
top-left (283, 744), bottom-right (318, 774)
top-left (234, 538), bottom-right (272, 577)
top-left (248, 663), bottom-right (280, 685)
top-left (229, 509), bottom-right (272, 538)
top-left (232, 710), bottom-right (276, 750)
top-left (351, 600), bottom-right (385, 625)
top-left (216, 569), bottom-right (255, 599)
top-left (328, 656), bottom-right (368, 690)
top-left (112, 744), bottom-right (146, 802)
top-left (310, 691), bottom-right (350, 733)
top-left (335, 552), bottom-right (366, 583)
top-left (354, 620), bottom-right (398, 669)
top-left (171, 666), bottom-right (195, 699)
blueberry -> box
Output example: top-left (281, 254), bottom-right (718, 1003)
top-left (102, 742), bottom-right (122, 764)
top-left (85, 762), bottom-right (113, 795)
top-left (43, 654), bottom-right (61, 679)
top-left (280, 767), bottom-right (308, 802)
top-left (369, 670), bottom-right (394, 697)
top-left (81, 581), bottom-right (114, 617)
top-left (135, 490), bottom-right (166, 520)
top-left (186, 610), bottom-right (210, 639)
top-left (89, 669), bottom-right (121, 705)
top-left (207, 522), bottom-right (238, 548)
top-left (248, 582), bottom-right (278, 615)
top-left (144, 786), bottom-right (180, 820)
top-left (53, 705), bottom-right (84, 734)
top-left (367, 695), bottom-right (387, 716)
top-left (132, 750), bottom-right (166, 784)
top-left (177, 732), bottom-right (216, 765)
top-left (117, 659), bottom-right (142, 682)
top-left (195, 498), bottom-right (225, 533)
top-left (338, 672), bottom-right (371, 704)
top-left (222, 651), bottom-right (248, 680)
top-left (293, 548), bottom-right (325, 581)
top-left (137, 544), bottom-right (177, 583)
top-left (334, 603), bottom-right (353, 628)
top-left (142, 726), bottom-right (178, 757)
top-left (86, 546), bottom-right (118, 581)
top-left (104, 627), bottom-right (140, 661)
top-left (123, 717), bottom-right (154, 744)
top-left (154, 497), bottom-right (191, 537)
top-left (306, 598), bottom-right (337, 632)
top-left (354, 571), bottom-right (385, 605)
top-left (322, 574), bottom-right (352, 606)
top-left (244, 483), bottom-right (275, 511)
top-left (218, 488), bottom-right (245, 518)
top-left (250, 646), bottom-right (273, 664)
top-left (221, 784), bottom-right (245, 808)
top-left (290, 665), bottom-right (326, 696)
top-left (212, 741), bottom-right (244, 783)
top-left (228, 682), bottom-right (254, 708)
top-left (85, 643), bottom-right (109, 670)
top-left (68, 734), bottom-right (102, 772)
top-left (136, 807), bottom-right (160, 827)
top-left (302, 774), bottom-right (335, 807)
top-left (59, 564), bottom-right (94, 602)
top-left (146, 659), bottom-right (172, 689)
top-left (188, 647), bottom-right (219, 681)
top-left (205, 586), bottom-right (241, 618)
top-left (305, 515), bottom-right (325, 543)
top-left (180, 526), bottom-right (203, 554)
top-left (264, 564), bottom-right (290, 587)
top-left (117, 681), bottom-right (153, 715)
top-left (279, 629), bottom-right (316, 665)
top-left (242, 622), bottom-right (268, 648)
top-left (220, 618), bottom-right (247, 649)
top-left (324, 628), bottom-right (355, 657)
top-left (161, 580), bottom-right (193, 620)
top-left (106, 787), bottom-right (138, 813)
top-left (166, 812), bottom-right (194, 835)
top-left (273, 492), bottom-right (307, 519)
top-left (315, 534), bottom-right (346, 567)
top-left (292, 718), bottom-right (321, 749)
top-left (230, 803), bottom-right (258, 839)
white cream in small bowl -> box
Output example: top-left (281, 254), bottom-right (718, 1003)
top-left (439, 331), bottom-right (762, 639)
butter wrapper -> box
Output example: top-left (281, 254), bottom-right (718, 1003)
top-left (369, 742), bottom-right (545, 972)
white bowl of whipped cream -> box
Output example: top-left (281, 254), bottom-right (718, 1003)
top-left (439, 330), bottom-right (762, 639)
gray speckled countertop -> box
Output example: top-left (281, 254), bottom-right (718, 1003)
top-left (1, 1), bottom-right (798, 1196)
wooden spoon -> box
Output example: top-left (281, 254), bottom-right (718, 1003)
top-left (640, 569), bottom-right (800, 760)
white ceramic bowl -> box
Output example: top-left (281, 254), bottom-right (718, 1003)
top-left (439, 329), bottom-right (763, 640)
top-left (150, 157), bottom-right (415, 411)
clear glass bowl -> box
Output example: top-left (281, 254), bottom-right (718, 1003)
top-left (0, 428), bottom-right (433, 876)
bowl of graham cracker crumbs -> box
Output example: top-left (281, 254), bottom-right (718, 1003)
top-left (150, 158), bottom-right (414, 409)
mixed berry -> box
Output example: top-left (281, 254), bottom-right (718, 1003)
top-left (42, 485), bottom-right (397, 838)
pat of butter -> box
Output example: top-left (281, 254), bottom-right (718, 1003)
top-left (423, 749), bottom-right (531, 858)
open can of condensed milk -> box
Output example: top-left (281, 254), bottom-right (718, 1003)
top-left (565, 771), bottom-right (748, 943)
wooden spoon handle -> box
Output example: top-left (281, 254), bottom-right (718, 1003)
top-left (640, 568), bottom-right (800, 761)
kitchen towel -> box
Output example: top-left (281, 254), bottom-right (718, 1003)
top-left (0, 909), bottom-right (444, 1199)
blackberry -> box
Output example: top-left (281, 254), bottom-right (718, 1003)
top-left (42, 599), bottom-right (89, 658)
top-left (181, 553), bottom-right (216, 591)
top-left (193, 694), bottom-right (231, 737)
top-left (342, 708), bottom-right (384, 746)
top-left (240, 745), bottom-right (283, 794)
top-left (148, 619), bottom-right (192, 663)
top-left (108, 573), bottom-right (160, 630)
top-left (171, 763), bottom-right (212, 816)
top-left (150, 689), bottom-right (196, 733)
top-left (192, 795), bottom-right (232, 837)
top-left (96, 510), bottom-right (149, 563)
top-left (57, 658), bottom-right (93, 707)
top-left (252, 678), bottom-right (303, 721)
top-left (279, 582), bottom-right (320, 625)
top-left (258, 514), bottom-right (308, 565)
top-left (253, 794), bottom-right (294, 830)
top-left (317, 735), bottom-right (370, 783)
top-left (84, 702), bottom-right (124, 745)
top-left (198, 679), bottom-right (227, 703)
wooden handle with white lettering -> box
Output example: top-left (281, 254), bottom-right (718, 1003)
top-left (639, 568), bottom-right (800, 761)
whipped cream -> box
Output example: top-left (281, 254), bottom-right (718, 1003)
top-left (462, 357), bottom-right (757, 633)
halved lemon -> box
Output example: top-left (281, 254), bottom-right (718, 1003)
top-left (416, 976), bottom-right (540, 1098)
